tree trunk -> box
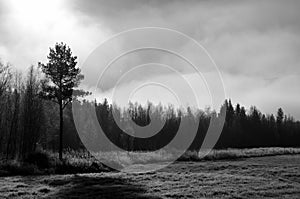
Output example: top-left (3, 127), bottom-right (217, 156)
top-left (59, 101), bottom-right (63, 161)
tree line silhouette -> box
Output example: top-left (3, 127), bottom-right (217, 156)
top-left (0, 43), bottom-right (299, 161)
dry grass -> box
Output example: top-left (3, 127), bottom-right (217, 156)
top-left (0, 154), bottom-right (299, 198)
top-left (179, 147), bottom-right (300, 161)
top-left (91, 147), bottom-right (300, 166)
top-left (1, 147), bottom-right (300, 176)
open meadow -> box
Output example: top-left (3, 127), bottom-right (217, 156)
top-left (0, 153), bottom-right (299, 199)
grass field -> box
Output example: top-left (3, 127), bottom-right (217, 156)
top-left (0, 154), bottom-right (299, 198)
top-left (1, 147), bottom-right (300, 176)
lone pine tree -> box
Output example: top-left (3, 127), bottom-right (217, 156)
top-left (39, 42), bottom-right (85, 160)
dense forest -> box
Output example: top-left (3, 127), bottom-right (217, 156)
top-left (0, 43), bottom-right (300, 161)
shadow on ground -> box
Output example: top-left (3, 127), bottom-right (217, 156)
top-left (46, 175), bottom-right (162, 199)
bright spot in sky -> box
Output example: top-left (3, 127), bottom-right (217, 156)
top-left (9, 0), bottom-right (62, 26)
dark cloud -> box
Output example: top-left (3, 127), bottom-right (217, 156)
top-left (68, 0), bottom-right (300, 34)
top-left (66, 0), bottom-right (300, 77)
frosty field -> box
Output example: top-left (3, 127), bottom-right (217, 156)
top-left (0, 154), bottom-right (299, 199)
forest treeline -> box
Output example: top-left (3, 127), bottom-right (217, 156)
top-left (69, 98), bottom-right (300, 152)
top-left (1, 42), bottom-right (300, 160)
top-left (1, 61), bottom-right (300, 160)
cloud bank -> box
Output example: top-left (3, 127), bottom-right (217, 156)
top-left (0, 0), bottom-right (299, 118)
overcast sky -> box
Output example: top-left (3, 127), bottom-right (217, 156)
top-left (0, 0), bottom-right (299, 119)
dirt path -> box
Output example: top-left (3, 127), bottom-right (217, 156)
top-left (0, 155), bottom-right (299, 198)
